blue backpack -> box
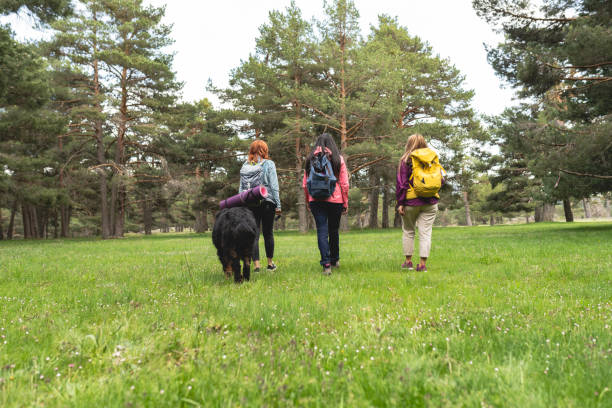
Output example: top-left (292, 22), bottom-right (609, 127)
top-left (307, 153), bottom-right (337, 199)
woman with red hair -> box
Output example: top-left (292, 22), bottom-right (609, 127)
top-left (239, 140), bottom-right (281, 272)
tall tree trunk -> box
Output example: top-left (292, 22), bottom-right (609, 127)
top-left (293, 76), bottom-right (307, 234)
top-left (490, 215), bottom-right (496, 226)
top-left (203, 209), bottom-right (209, 231)
top-left (60, 206), bottom-right (71, 238)
top-left (112, 64), bottom-right (129, 238)
top-left (535, 203), bottom-right (555, 222)
top-left (563, 199), bottom-right (574, 222)
top-left (36, 207), bottom-right (47, 239)
top-left (582, 198), bottom-right (591, 218)
top-left (297, 167), bottom-right (307, 233)
top-left (525, 215), bottom-right (529, 224)
top-left (439, 207), bottom-right (450, 227)
top-left (368, 171), bottom-right (379, 228)
top-left (96, 120), bottom-right (110, 238)
top-left (462, 191), bottom-right (472, 226)
top-left (143, 198), bottom-right (152, 235)
top-left (605, 194), bottom-right (611, 217)
top-left (194, 210), bottom-right (206, 233)
top-left (53, 210), bottom-right (58, 239)
top-left (0, 207), bottom-right (3, 240)
top-left (92, 23), bottom-right (110, 239)
top-left (382, 182), bottom-right (389, 228)
top-left (22, 204), bottom-right (39, 239)
top-left (7, 201), bottom-right (16, 240)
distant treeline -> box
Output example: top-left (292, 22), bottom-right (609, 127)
top-left (0, 0), bottom-right (610, 239)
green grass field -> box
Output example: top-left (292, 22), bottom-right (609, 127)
top-left (0, 223), bottom-right (611, 407)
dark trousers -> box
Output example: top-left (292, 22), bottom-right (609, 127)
top-left (309, 201), bottom-right (343, 266)
top-left (249, 201), bottom-right (275, 261)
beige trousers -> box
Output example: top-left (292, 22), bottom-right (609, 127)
top-left (401, 204), bottom-right (438, 258)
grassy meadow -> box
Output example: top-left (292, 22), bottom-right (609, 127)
top-left (0, 222), bottom-right (611, 407)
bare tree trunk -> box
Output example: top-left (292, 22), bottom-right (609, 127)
top-left (111, 63), bottom-right (129, 238)
top-left (143, 199), bottom-right (152, 235)
top-left (53, 211), bottom-right (58, 239)
top-left (37, 207), bottom-right (48, 239)
top-left (368, 171), bottom-right (379, 228)
top-left (535, 203), bottom-right (555, 222)
top-left (563, 199), bottom-right (574, 222)
top-left (91, 25), bottom-right (111, 239)
top-left (382, 182), bottom-right (389, 228)
top-left (297, 173), bottom-right (307, 233)
top-left (293, 84), bottom-right (308, 234)
top-left (525, 215), bottom-right (529, 224)
top-left (307, 211), bottom-right (315, 231)
top-left (490, 215), bottom-right (496, 226)
top-left (605, 194), bottom-right (611, 217)
top-left (194, 210), bottom-right (207, 233)
top-left (582, 198), bottom-right (591, 218)
top-left (0, 207), bottom-right (3, 240)
top-left (60, 206), bottom-right (71, 238)
top-left (7, 201), bottom-right (16, 240)
top-left (96, 124), bottom-right (110, 239)
top-left (462, 191), bottom-right (472, 226)
top-left (22, 204), bottom-right (39, 239)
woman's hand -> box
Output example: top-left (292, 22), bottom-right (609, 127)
top-left (342, 206), bottom-right (348, 215)
top-left (275, 208), bottom-right (282, 216)
top-left (398, 205), bottom-right (405, 216)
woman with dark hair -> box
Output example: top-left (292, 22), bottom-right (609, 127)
top-left (302, 133), bottom-right (349, 275)
top-left (239, 140), bottom-right (281, 272)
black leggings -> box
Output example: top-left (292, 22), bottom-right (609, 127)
top-left (249, 201), bottom-right (275, 261)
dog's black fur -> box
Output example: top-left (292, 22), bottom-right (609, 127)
top-left (212, 207), bottom-right (257, 283)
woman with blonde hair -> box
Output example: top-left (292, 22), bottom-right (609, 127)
top-left (239, 140), bottom-right (281, 272)
top-left (395, 133), bottom-right (444, 272)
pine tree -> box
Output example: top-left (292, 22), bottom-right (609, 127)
top-left (98, 0), bottom-right (180, 237)
top-left (474, 0), bottom-right (612, 199)
top-left (216, 1), bottom-right (319, 232)
top-left (47, 0), bottom-right (113, 237)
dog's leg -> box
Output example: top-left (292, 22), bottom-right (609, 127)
top-left (222, 255), bottom-right (232, 279)
top-left (232, 257), bottom-right (242, 283)
top-left (243, 256), bottom-right (251, 281)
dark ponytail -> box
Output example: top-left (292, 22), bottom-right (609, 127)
top-left (305, 133), bottom-right (342, 177)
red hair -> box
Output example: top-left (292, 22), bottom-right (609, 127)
top-left (248, 140), bottom-right (269, 162)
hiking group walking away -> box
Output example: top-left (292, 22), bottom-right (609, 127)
top-left (213, 132), bottom-right (446, 282)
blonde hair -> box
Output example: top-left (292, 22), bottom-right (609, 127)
top-left (248, 140), bottom-right (269, 162)
top-left (399, 133), bottom-right (428, 170)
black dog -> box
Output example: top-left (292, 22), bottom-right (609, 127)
top-left (212, 207), bottom-right (257, 283)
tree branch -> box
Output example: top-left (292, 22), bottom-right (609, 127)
top-left (490, 6), bottom-right (575, 23)
top-left (350, 157), bottom-right (389, 173)
top-left (559, 169), bottom-right (612, 179)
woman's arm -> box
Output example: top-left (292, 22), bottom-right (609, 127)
top-left (396, 161), bottom-right (411, 205)
top-left (265, 161), bottom-right (281, 210)
top-left (339, 158), bottom-right (349, 209)
top-left (302, 170), bottom-right (310, 208)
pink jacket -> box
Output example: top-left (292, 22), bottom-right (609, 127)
top-left (302, 149), bottom-right (349, 208)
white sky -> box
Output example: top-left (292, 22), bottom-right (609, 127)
top-left (3, 0), bottom-right (519, 116)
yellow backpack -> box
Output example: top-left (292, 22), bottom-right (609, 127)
top-left (406, 148), bottom-right (446, 199)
